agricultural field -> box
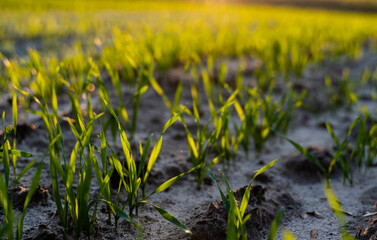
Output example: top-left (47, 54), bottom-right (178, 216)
top-left (1, 0), bottom-right (377, 239)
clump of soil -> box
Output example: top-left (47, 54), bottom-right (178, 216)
top-left (356, 217), bottom-right (377, 240)
top-left (0, 123), bottom-right (38, 145)
top-left (9, 185), bottom-right (49, 209)
top-left (250, 172), bottom-right (273, 184)
top-left (283, 145), bottom-right (335, 184)
top-left (190, 185), bottom-right (299, 240)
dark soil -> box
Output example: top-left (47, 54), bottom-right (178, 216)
top-left (190, 186), bottom-right (300, 240)
top-left (1, 51), bottom-right (377, 239)
top-left (356, 217), bottom-right (377, 240)
top-left (282, 145), bottom-right (336, 184)
top-left (9, 185), bottom-right (49, 210)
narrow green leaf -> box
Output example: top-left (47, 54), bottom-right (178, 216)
top-left (172, 81), bottom-right (183, 112)
top-left (102, 200), bottom-right (141, 228)
top-left (328, 138), bottom-right (348, 176)
top-left (67, 141), bottom-right (80, 189)
top-left (226, 202), bottom-right (238, 240)
top-left (17, 160), bottom-right (44, 240)
top-left (51, 80), bottom-right (58, 117)
top-left (12, 94), bottom-right (17, 134)
top-left (10, 149), bottom-right (32, 158)
top-left (282, 230), bottom-right (298, 240)
top-left (347, 117), bottom-right (359, 137)
top-left (322, 180), bottom-right (355, 240)
top-left (138, 136), bottom-right (153, 177)
top-left (0, 174), bottom-right (10, 216)
top-left (162, 108), bottom-right (185, 134)
top-left (150, 77), bottom-right (172, 110)
top-left (208, 170), bottom-right (229, 213)
top-left (13, 160), bottom-right (36, 187)
top-left (267, 208), bottom-right (284, 240)
top-left (142, 201), bottom-right (191, 234)
top-left (143, 137), bottom-right (162, 184)
top-left (218, 170), bottom-right (242, 221)
top-left (252, 159), bottom-right (277, 181)
top-left (234, 100), bottom-right (245, 122)
top-left (326, 122), bottom-right (339, 147)
top-left (77, 114), bottom-right (86, 134)
top-left (66, 118), bottom-right (81, 142)
top-left (112, 151), bottom-right (125, 184)
top-left (272, 129), bottom-right (325, 172)
top-left (88, 167), bottom-right (114, 211)
top-left (186, 130), bottom-right (198, 159)
top-left (0, 223), bottom-right (9, 239)
top-left (148, 163), bottom-right (204, 198)
top-left (103, 98), bottom-right (120, 123)
top-left (206, 156), bottom-right (220, 171)
top-left (2, 140), bottom-right (10, 186)
top-left (240, 159), bottom-right (277, 218)
top-left (0, 149), bottom-right (33, 158)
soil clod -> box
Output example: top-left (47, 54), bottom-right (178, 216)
top-left (190, 186), bottom-right (299, 240)
top-left (283, 146), bottom-right (335, 184)
top-left (356, 217), bottom-right (377, 240)
top-left (9, 185), bottom-right (49, 209)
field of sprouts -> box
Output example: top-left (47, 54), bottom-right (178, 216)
top-left (1, 1), bottom-right (377, 239)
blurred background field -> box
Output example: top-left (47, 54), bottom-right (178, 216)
top-left (1, 0), bottom-right (377, 94)
top-left (1, 1), bottom-right (377, 239)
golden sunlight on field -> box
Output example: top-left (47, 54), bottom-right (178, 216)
top-left (1, 1), bottom-right (377, 239)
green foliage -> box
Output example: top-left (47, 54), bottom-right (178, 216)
top-left (104, 100), bottom-right (194, 233)
top-left (273, 130), bottom-right (325, 173)
top-left (325, 70), bottom-right (358, 110)
top-left (267, 208), bottom-right (285, 240)
top-left (1, 2), bottom-right (377, 239)
top-left (0, 111), bottom-right (38, 240)
top-left (235, 88), bottom-right (306, 154)
top-left (149, 74), bottom-right (183, 115)
top-left (322, 181), bottom-right (356, 240)
top-left (16, 78), bottom-right (105, 238)
top-left (282, 230), bottom-right (298, 240)
top-left (17, 160), bottom-right (44, 240)
top-left (350, 110), bottom-right (377, 167)
top-left (275, 117), bottom-right (360, 184)
top-left (209, 159), bottom-right (277, 240)
top-left (325, 118), bottom-right (359, 184)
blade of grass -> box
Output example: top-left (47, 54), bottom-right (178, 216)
top-left (17, 159), bottom-right (44, 240)
top-left (267, 208), bottom-right (284, 240)
top-left (101, 200), bottom-right (141, 228)
top-left (13, 160), bottom-right (36, 187)
top-left (141, 201), bottom-right (191, 234)
top-left (240, 159), bottom-right (277, 218)
top-left (208, 170), bottom-right (229, 212)
top-left (272, 130), bottom-right (325, 173)
top-left (144, 109), bottom-right (184, 184)
top-left (147, 163), bottom-right (204, 198)
top-left (282, 230), bottom-right (298, 240)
